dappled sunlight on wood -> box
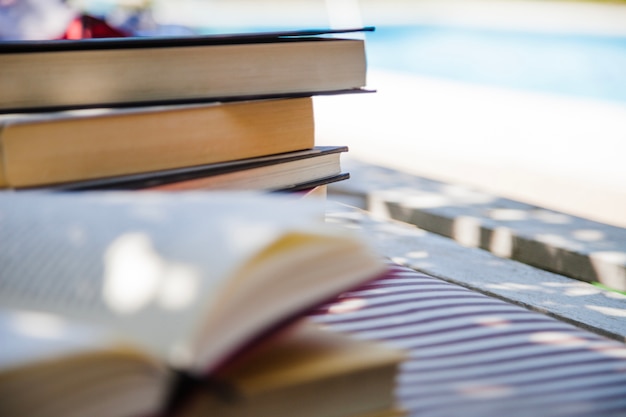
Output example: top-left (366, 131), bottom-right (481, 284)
top-left (535, 233), bottom-right (579, 249)
top-left (455, 383), bottom-right (514, 399)
top-left (490, 226), bottom-right (514, 258)
top-left (572, 229), bottom-right (606, 242)
top-left (452, 216), bottom-right (482, 248)
top-left (486, 282), bottom-right (548, 293)
top-left (390, 250), bottom-right (432, 270)
top-left (394, 188), bottom-right (496, 211)
top-left (474, 316), bottom-right (512, 329)
top-left (590, 345), bottom-right (626, 360)
top-left (530, 331), bottom-right (626, 359)
top-left (488, 208), bottom-right (529, 222)
top-left (404, 251), bottom-right (429, 260)
top-left (327, 298), bottom-right (368, 314)
top-left (532, 210), bottom-right (572, 225)
top-left (530, 331), bottom-right (588, 348)
top-left (584, 304), bottom-right (626, 318)
top-left (542, 282), bottom-right (603, 297)
top-left (589, 251), bottom-right (626, 291)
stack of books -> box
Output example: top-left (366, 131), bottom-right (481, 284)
top-left (0, 27), bottom-right (375, 194)
top-left (0, 24), bottom-right (406, 417)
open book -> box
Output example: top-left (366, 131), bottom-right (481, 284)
top-left (0, 191), bottom-right (387, 416)
top-left (0, 312), bottom-right (405, 417)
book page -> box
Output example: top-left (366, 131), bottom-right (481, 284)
top-left (0, 191), bottom-right (327, 366)
top-left (0, 308), bottom-right (120, 371)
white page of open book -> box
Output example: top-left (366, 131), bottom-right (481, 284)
top-left (0, 308), bottom-right (118, 371)
top-left (0, 191), bottom-right (335, 368)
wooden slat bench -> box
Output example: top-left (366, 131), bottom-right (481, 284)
top-left (314, 202), bottom-right (626, 416)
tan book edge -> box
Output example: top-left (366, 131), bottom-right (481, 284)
top-left (0, 97), bottom-right (314, 188)
top-left (352, 409), bottom-right (407, 417)
top-left (176, 320), bottom-right (406, 417)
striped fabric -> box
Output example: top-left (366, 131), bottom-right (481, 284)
top-left (309, 262), bottom-right (626, 417)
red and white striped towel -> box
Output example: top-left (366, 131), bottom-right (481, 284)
top-left (310, 262), bottom-right (626, 417)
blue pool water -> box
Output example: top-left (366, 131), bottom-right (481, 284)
top-left (365, 25), bottom-right (626, 104)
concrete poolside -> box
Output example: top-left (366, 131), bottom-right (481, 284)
top-left (315, 0), bottom-right (626, 228)
top-left (316, 67), bottom-right (626, 228)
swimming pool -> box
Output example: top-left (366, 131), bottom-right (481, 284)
top-left (365, 25), bottom-right (626, 104)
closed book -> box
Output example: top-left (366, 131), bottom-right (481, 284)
top-left (175, 320), bottom-right (406, 417)
top-left (0, 27), bottom-right (372, 112)
top-left (47, 146), bottom-right (349, 192)
top-left (0, 97), bottom-right (314, 188)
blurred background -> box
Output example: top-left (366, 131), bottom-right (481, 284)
top-left (4, 0), bottom-right (626, 227)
